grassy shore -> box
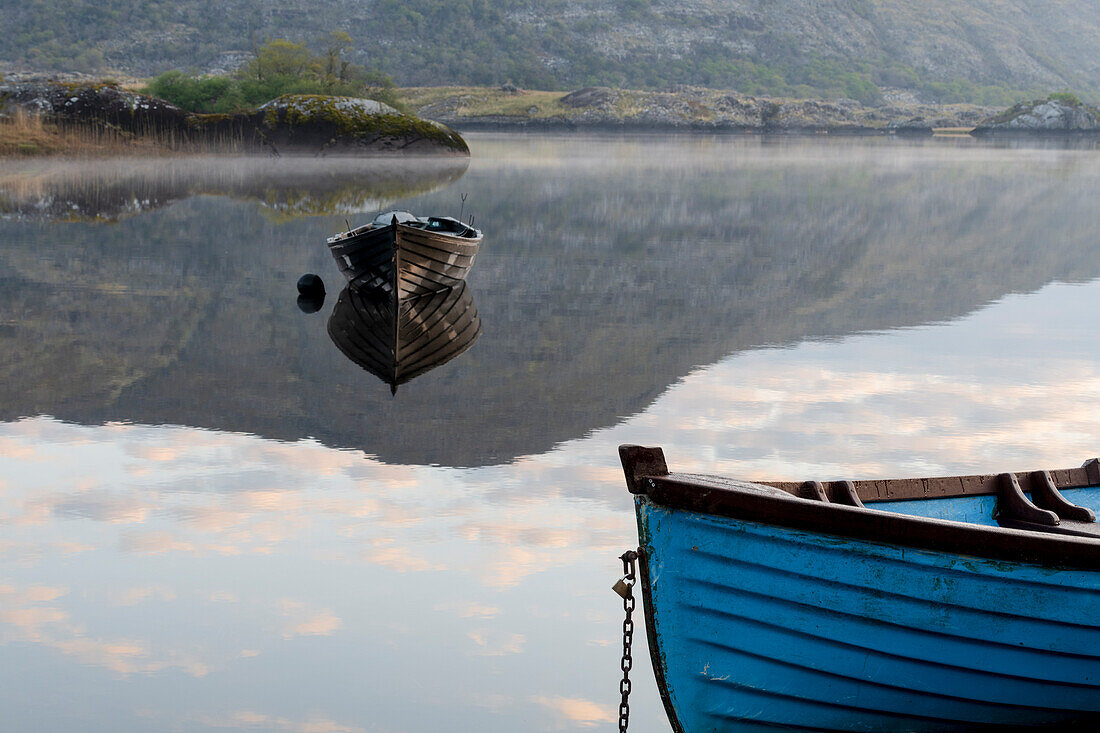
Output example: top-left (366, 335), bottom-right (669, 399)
top-left (399, 86), bottom-right (573, 120)
top-left (0, 108), bottom-right (168, 156)
top-left (395, 85), bottom-right (1000, 131)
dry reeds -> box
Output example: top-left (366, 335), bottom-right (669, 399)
top-left (0, 107), bottom-right (251, 157)
top-left (0, 108), bottom-right (65, 155)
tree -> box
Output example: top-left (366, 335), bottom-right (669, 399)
top-left (144, 34), bottom-right (405, 113)
top-left (242, 39), bottom-right (313, 83)
top-left (321, 30), bottom-right (354, 90)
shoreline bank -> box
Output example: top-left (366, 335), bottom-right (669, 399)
top-left (0, 83), bottom-right (469, 158)
top-left (401, 86), bottom-right (1100, 139)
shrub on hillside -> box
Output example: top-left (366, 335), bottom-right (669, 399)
top-left (144, 33), bottom-right (404, 113)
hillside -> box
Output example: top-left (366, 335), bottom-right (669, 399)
top-left (4, 1), bottom-right (1100, 104)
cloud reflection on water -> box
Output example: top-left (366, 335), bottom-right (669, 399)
top-left (3, 278), bottom-right (1100, 729)
top-left (621, 279), bottom-right (1100, 481)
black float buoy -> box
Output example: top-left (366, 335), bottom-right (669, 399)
top-left (297, 273), bottom-right (325, 296)
top-left (296, 273), bottom-right (326, 313)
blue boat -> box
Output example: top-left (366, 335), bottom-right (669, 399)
top-left (618, 445), bottom-right (1100, 732)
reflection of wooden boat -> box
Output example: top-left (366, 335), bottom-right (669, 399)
top-left (326, 210), bottom-right (482, 297)
top-left (327, 282), bottom-right (480, 394)
top-left (618, 445), bottom-right (1100, 732)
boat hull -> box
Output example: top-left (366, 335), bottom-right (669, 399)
top-left (635, 494), bottom-right (1100, 732)
top-left (327, 222), bottom-right (481, 297)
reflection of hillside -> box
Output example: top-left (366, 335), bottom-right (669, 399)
top-left (3, 137), bottom-right (1100, 466)
top-left (0, 156), bottom-right (468, 221)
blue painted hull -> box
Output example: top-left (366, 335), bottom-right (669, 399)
top-left (637, 494), bottom-right (1100, 731)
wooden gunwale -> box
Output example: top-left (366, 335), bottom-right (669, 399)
top-left (396, 223), bottom-right (481, 252)
top-left (762, 461), bottom-right (1100, 504)
top-left (621, 447), bottom-right (1100, 571)
top-left (650, 473), bottom-right (1100, 569)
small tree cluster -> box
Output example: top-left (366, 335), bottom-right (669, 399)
top-left (145, 32), bottom-right (403, 113)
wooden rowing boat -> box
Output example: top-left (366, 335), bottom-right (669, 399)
top-left (327, 281), bottom-right (480, 394)
top-left (618, 445), bottom-right (1100, 732)
top-left (326, 210), bottom-right (482, 298)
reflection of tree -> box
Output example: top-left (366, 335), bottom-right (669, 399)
top-left (4, 138), bottom-right (1100, 466)
top-left (0, 156), bottom-right (468, 221)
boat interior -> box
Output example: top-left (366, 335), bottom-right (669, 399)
top-left (620, 445), bottom-right (1100, 542)
top-left (409, 216), bottom-right (480, 238)
top-left (327, 211), bottom-right (480, 243)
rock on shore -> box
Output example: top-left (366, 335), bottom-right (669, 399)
top-left (1, 81), bottom-right (191, 129)
top-left (972, 96), bottom-right (1100, 134)
top-left (0, 82), bottom-right (469, 155)
top-left (255, 95), bottom-right (467, 154)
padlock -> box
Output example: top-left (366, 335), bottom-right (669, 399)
top-left (612, 577), bottom-right (632, 599)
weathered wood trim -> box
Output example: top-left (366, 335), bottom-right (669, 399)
top-left (619, 445), bottom-right (1100, 504)
top-left (1031, 470), bottom-right (1097, 522)
top-left (619, 445), bottom-right (1100, 570)
top-left (762, 465), bottom-right (1097, 503)
top-left (832, 479), bottom-right (865, 508)
top-left (619, 445), bottom-right (668, 494)
top-left (998, 472), bottom-right (1060, 526)
top-left (800, 480), bottom-right (829, 502)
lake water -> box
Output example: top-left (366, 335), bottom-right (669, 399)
top-left (3, 133), bottom-right (1100, 732)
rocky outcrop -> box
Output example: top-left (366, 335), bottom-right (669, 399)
top-left (409, 86), bottom-right (995, 134)
top-left (253, 95), bottom-right (467, 154)
top-left (972, 97), bottom-right (1100, 135)
top-left (0, 83), bottom-right (469, 155)
top-left (0, 80), bottom-right (191, 129)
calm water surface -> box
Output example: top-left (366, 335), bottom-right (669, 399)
top-left (3, 134), bottom-right (1100, 731)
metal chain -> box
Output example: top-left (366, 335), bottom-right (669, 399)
top-left (616, 549), bottom-right (639, 733)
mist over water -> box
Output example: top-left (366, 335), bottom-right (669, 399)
top-left (3, 134), bottom-right (1100, 732)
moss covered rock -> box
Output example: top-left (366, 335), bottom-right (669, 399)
top-left (254, 95), bottom-right (468, 154)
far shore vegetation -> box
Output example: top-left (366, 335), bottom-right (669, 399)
top-left (143, 33), bottom-right (406, 114)
top-left (140, 47), bottom-right (1055, 111)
